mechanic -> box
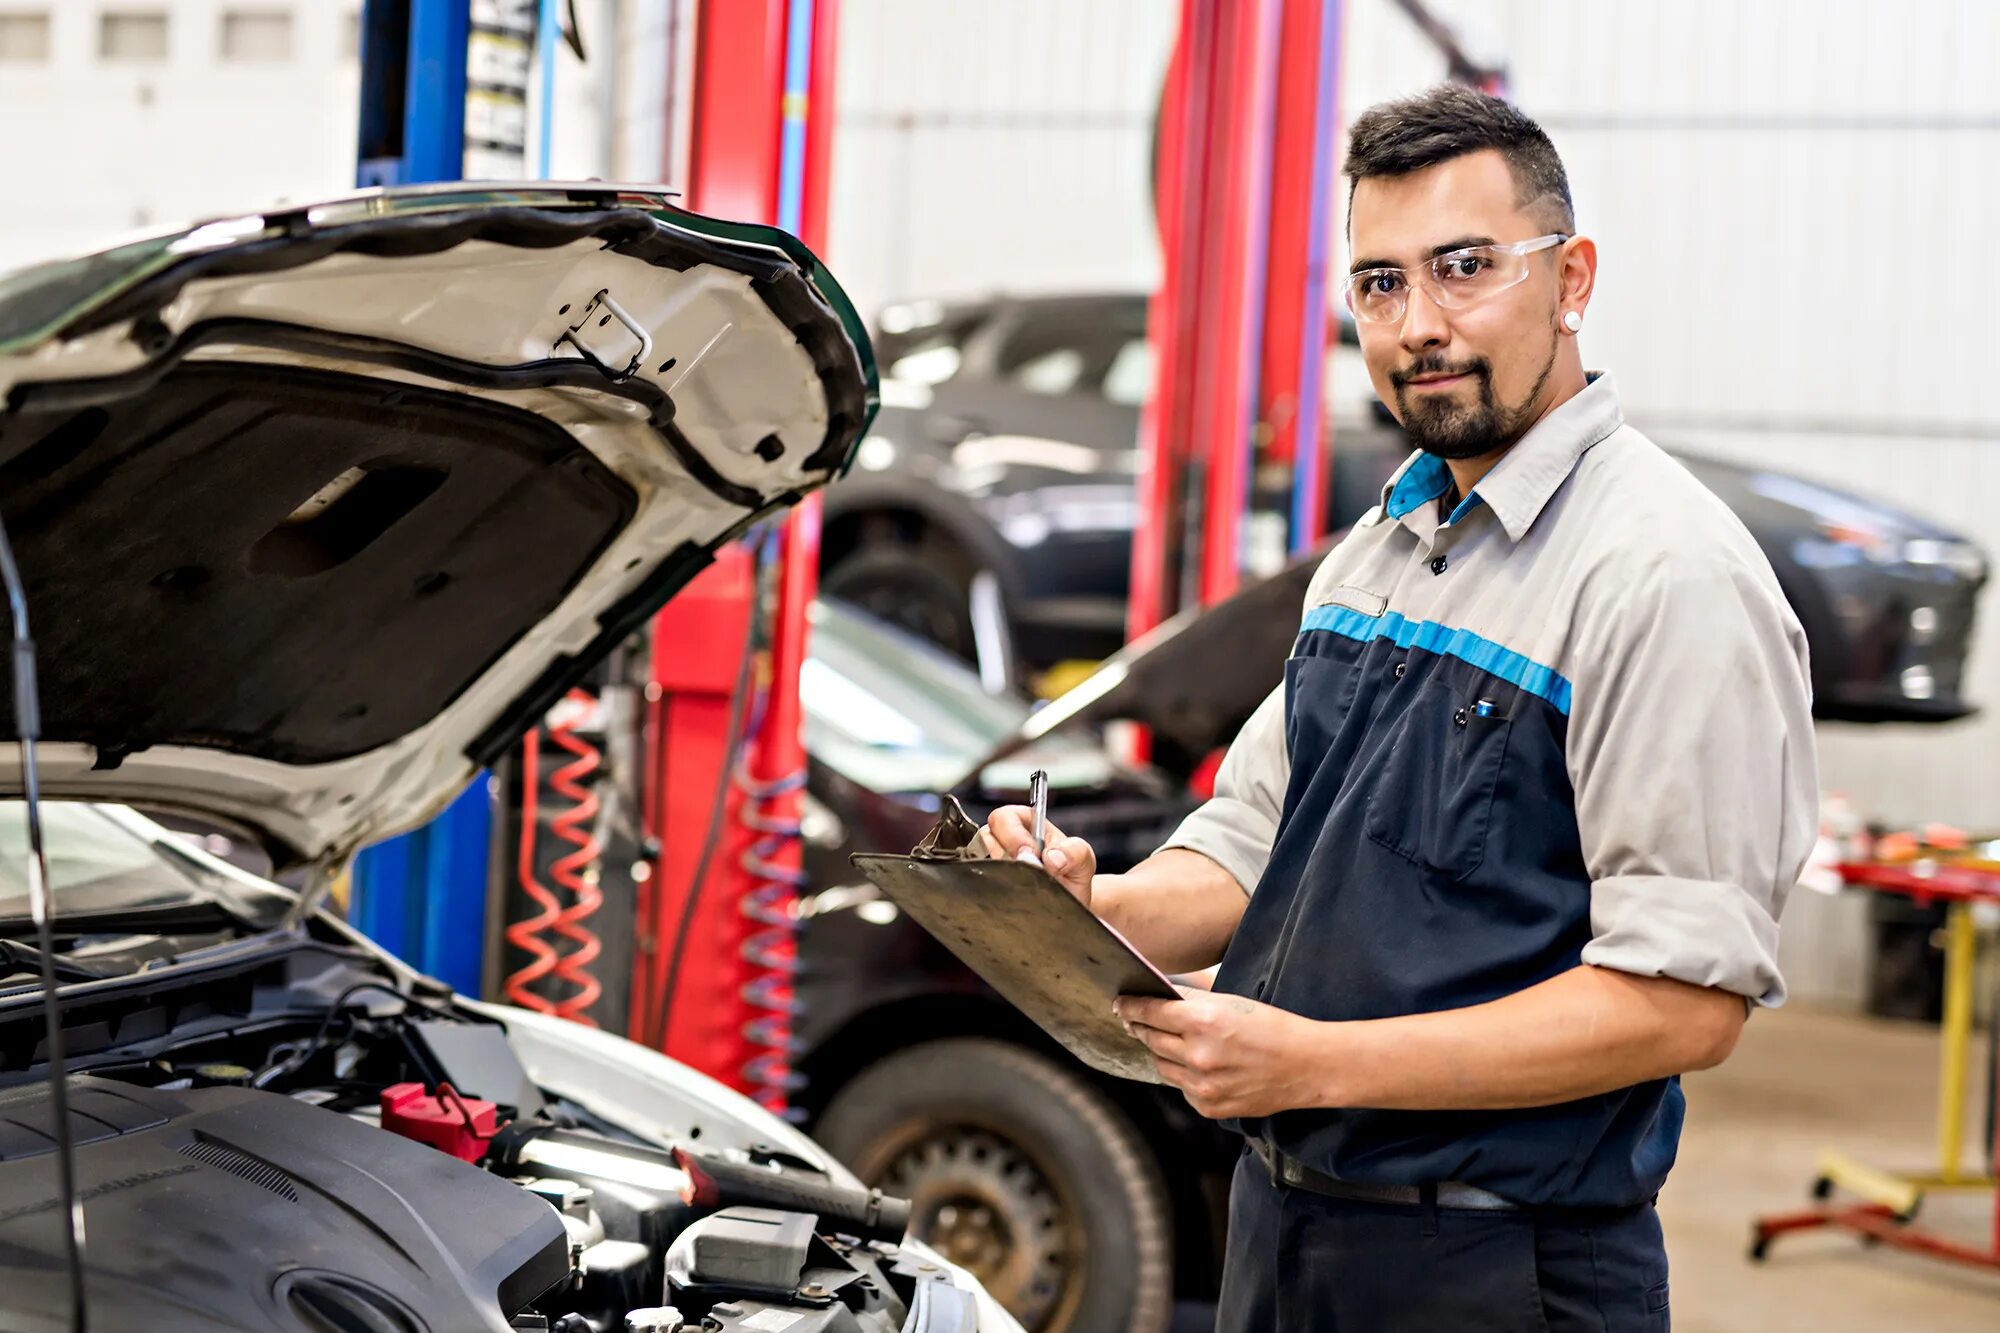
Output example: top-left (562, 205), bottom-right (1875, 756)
top-left (981, 85), bottom-right (1817, 1331)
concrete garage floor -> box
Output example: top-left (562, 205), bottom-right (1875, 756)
top-left (1665, 1004), bottom-right (2000, 1332)
top-left (1171, 1005), bottom-right (2000, 1331)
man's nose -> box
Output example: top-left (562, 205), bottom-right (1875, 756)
top-left (1398, 284), bottom-right (1450, 352)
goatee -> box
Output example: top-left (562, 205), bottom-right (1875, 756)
top-left (1392, 342), bottom-right (1557, 461)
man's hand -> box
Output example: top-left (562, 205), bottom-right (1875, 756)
top-left (982, 813), bottom-right (1248, 976)
top-left (1115, 987), bottom-right (1328, 1120)
top-left (979, 804), bottom-right (1096, 906)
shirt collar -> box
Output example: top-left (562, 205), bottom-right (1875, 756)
top-left (1376, 372), bottom-right (1625, 542)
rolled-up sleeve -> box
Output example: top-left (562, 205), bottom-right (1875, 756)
top-left (1569, 552), bottom-right (1817, 1007)
top-left (1156, 683), bottom-right (1290, 896)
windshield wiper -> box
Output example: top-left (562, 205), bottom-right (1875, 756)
top-left (0, 938), bottom-right (116, 985)
top-left (0, 899), bottom-right (244, 939)
top-left (147, 834), bottom-right (232, 887)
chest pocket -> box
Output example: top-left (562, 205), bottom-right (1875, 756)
top-left (1363, 678), bottom-right (1513, 881)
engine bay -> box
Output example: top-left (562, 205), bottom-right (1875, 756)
top-left (0, 928), bottom-right (973, 1333)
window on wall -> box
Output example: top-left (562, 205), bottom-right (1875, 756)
top-left (220, 9), bottom-right (292, 62)
top-left (0, 12), bottom-right (51, 62)
top-left (99, 10), bottom-right (169, 61)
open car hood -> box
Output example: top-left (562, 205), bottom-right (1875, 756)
top-left (0, 184), bottom-right (876, 867)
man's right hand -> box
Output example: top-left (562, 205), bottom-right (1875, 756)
top-left (981, 811), bottom-right (1248, 975)
top-left (979, 805), bottom-right (1098, 907)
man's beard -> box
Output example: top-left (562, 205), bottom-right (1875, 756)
top-left (1391, 342), bottom-right (1557, 461)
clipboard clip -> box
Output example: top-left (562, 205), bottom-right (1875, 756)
top-left (911, 794), bottom-right (990, 862)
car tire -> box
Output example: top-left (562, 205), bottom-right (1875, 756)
top-left (815, 1038), bottom-right (1174, 1333)
top-left (821, 538), bottom-right (980, 663)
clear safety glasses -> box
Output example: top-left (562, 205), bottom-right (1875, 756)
top-left (1343, 233), bottom-right (1569, 324)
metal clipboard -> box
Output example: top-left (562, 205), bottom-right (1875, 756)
top-left (849, 796), bottom-right (1180, 1083)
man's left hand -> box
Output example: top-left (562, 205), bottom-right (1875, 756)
top-left (1115, 987), bottom-right (1329, 1119)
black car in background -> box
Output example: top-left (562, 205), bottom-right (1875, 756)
top-left (822, 292), bottom-right (1987, 721)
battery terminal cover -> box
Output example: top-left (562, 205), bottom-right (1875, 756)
top-left (379, 1081), bottom-right (503, 1163)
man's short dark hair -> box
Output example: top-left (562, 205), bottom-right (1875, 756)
top-left (1344, 85), bottom-right (1574, 233)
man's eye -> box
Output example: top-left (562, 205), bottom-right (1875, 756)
top-left (1363, 273), bottom-right (1404, 296)
top-left (1439, 256), bottom-right (1489, 281)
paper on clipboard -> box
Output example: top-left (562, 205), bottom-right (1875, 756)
top-left (848, 796), bottom-right (1180, 1083)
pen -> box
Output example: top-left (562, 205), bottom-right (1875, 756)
top-left (1029, 769), bottom-right (1049, 858)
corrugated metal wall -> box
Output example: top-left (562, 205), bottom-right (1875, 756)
top-left (827, 0), bottom-right (1178, 321)
top-left (0, 1), bottom-right (361, 271)
top-left (1344, 0), bottom-right (2000, 437)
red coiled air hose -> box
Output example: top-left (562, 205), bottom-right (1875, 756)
top-left (504, 691), bottom-right (604, 1023)
top-left (734, 696), bottom-right (808, 1117)
top-left (545, 689), bottom-right (605, 1025)
top-left (504, 727), bottom-right (562, 1014)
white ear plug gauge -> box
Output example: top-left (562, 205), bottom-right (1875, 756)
top-left (1562, 310), bottom-right (1583, 332)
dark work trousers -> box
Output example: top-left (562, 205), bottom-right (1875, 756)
top-left (1216, 1149), bottom-right (1672, 1332)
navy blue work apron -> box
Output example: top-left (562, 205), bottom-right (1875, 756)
top-left (1209, 607), bottom-right (1684, 1208)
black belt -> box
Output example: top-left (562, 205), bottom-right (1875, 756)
top-left (1249, 1138), bottom-right (1522, 1212)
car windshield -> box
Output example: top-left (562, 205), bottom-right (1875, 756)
top-left (802, 600), bottom-right (1034, 794)
top-left (0, 801), bottom-right (223, 924)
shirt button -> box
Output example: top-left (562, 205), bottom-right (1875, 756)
top-left (1453, 706), bottom-right (1470, 727)
top-left (1393, 661), bottom-right (1407, 680)
top-left (1430, 554), bottom-right (1448, 575)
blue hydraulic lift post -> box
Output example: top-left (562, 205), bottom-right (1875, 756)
top-left (356, 0), bottom-right (469, 187)
top-left (536, 0), bottom-right (558, 177)
top-left (349, 0), bottom-right (548, 994)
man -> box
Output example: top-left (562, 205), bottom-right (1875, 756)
top-left (982, 85), bottom-right (1816, 1330)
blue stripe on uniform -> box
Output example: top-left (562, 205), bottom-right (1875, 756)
top-left (1300, 605), bottom-right (1575, 714)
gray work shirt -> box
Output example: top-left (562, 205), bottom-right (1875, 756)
top-left (1163, 371), bottom-right (1818, 1205)
top-left (1169, 372), bottom-right (1817, 1007)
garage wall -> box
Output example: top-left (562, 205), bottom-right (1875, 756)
top-left (825, 0), bottom-right (1178, 321)
top-left (0, 0), bottom-right (609, 273)
top-left (0, 1), bottom-right (362, 271)
top-left (1343, 0), bottom-right (2000, 438)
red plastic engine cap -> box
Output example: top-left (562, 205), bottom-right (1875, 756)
top-left (379, 1082), bottom-right (501, 1163)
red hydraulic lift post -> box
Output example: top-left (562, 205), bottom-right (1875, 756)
top-left (1194, 0), bottom-right (1281, 606)
top-left (1127, 3), bottom-right (1203, 653)
top-left (635, 0), bottom-right (841, 1115)
top-left (1130, 0), bottom-right (1282, 642)
top-left (637, 549), bottom-right (757, 1075)
top-left (1261, 0), bottom-right (1344, 555)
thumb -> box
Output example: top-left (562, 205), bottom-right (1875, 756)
top-left (1039, 834), bottom-right (1096, 898)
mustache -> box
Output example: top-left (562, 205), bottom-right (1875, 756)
top-left (1390, 355), bottom-right (1490, 389)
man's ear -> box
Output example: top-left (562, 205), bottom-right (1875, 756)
top-left (1558, 235), bottom-right (1598, 323)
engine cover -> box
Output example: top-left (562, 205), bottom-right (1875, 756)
top-left (0, 1076), bottom-right (568, 1332)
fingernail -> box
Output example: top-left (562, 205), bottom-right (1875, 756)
top-left (1045, 848), bottom-right (1068, 871)
top-left (1014, 847), bottom-right (1043, 867)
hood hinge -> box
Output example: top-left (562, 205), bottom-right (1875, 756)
top-left (281, 848), bottom-right (355, 932)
